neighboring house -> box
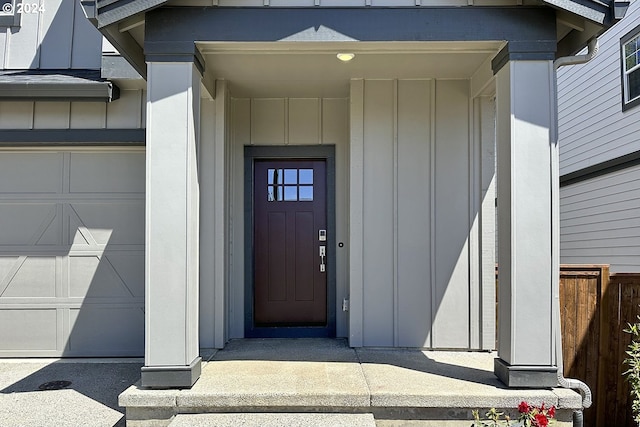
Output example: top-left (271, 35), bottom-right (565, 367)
top-left (0, 0), bottom-right (624, 390)
top-left (558, 0), bottom-right (640, 273)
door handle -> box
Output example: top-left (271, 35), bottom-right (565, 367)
top-left (319, 245), bottom-right (326, 272)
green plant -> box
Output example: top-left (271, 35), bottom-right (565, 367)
top-left (472, 402), bottom-right (556, 427)
top-left (624, 316), bottom-right (640, 424)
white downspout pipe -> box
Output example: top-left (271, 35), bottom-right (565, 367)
top-left (554, 38), bottom-right (599, 69)
top-left (551, 37), bottom-right (598, 412)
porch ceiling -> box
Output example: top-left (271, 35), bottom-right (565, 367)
top-left (198, 41), bottom-right (503, 98)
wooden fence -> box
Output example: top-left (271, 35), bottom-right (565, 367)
top-left (559, 265), bottom-right (640, 427)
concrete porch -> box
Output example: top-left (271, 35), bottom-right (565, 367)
top-left (120, 339), bottom-right (581, 427)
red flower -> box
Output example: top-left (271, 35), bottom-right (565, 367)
top-left (547, 405), bottom-right (556, 418)
top-left (534, 413), bottom-right (549, 427)
top-left (518, 401), bottom-right (531, 413)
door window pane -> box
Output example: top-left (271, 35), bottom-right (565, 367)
top-left (268, 169), bottom-right (283, 185)
top-left (268, 186), bottom-right (283, 201)
top-left (299, 186), bottom-right (313, 201)
top-left (284, 186), bottom-right (298, 201)
top-left (299, 169), bottom-right (313, 185)
top-left (284, 169), bottom-right (297, 184)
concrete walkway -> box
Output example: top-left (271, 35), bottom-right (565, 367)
top-left (0, 358), bottom-right (143, 427)
top-left (120, 339), bottom-right (581, 427)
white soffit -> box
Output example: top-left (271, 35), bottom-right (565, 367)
top-left (199, 41), bottom-right (502, 97)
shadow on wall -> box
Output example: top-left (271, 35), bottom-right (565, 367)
top-left (6, 0), bottom-right (102, 69)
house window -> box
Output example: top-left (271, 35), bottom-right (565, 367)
top-left (0, 0), bottom-right (21, 27)
top-left (267, 168), bottom-right (313, 202)
top-left (622, 28), bottom-right (640, 111)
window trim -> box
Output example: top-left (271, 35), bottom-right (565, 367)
top-left (0, 0), bottom-right (22, 27)
top-left (621, 23), bottom-right (640, 112)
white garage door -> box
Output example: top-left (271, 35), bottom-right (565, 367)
top-left (0, 149), bottom-right (145, 357)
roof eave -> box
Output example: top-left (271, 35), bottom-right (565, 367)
top-left (90, 0), bottom-right (625, 29)
top-left (96, 0), bottom-right (167, 28)
top-left (542, 0), bottom-right (610, 24)
top-left (0, 82), bottom-right (119, 102)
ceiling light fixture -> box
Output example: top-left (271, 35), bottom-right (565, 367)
top-left (336, 53), bottom-right (355, 62)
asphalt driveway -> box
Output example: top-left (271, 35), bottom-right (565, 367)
top-left (0, 359), bottom-right (143, 427)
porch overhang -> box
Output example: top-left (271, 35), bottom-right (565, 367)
top-left (82, 1), bottom-right (629, 83)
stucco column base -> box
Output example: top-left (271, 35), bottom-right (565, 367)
top-left (141, 357), bottom-right (202, 389)
top-left (494, 358), bottom-right (558, 388)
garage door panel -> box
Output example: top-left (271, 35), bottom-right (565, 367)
top-left (0, 203), bottom-right (60, 246)
top-left (69, 152), bottom-right (145, 194)
top-left (0, 309), bottom-right (58, 351)
top-left (0, 153), bottom-right (62, 194)
top-left (0, 149), bottom-right (145, 357)
top-left (105, 253), bottom-right (144, 298)
top-left (0, 257), bottom-right (56, 298)
top-left (69, 202), bottom-right (144, 246)
top-left (36, 207), bottom-right (63, 245)
top-left (67, 307), bottom-right (144, 356)
top-left (0, 256), bottom-right (20, 286)
top-left (69, 255), bottom-right (134, 298)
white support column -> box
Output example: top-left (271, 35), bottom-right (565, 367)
top-left (141, 61), bottom-right (202, 388)
top-left (494, 59), bottom-right (558, 387)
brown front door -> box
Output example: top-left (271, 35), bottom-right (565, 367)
top-left (253, 160), bottom-right (327, 327)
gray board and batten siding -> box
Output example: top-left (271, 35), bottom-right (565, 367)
top-left (0, 89), bottom-right (146, 130)
top-left (558, 0), bottom-right (640, 273)
top-left (353, 79), bottom-right (478, 349)
top-left (0, 0), bottom-right (101, 70)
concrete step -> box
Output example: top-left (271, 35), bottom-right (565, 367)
top-left (122, 340), bottom-right (582, 427)
top-left (168, 413), bottom-right (377, 427)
